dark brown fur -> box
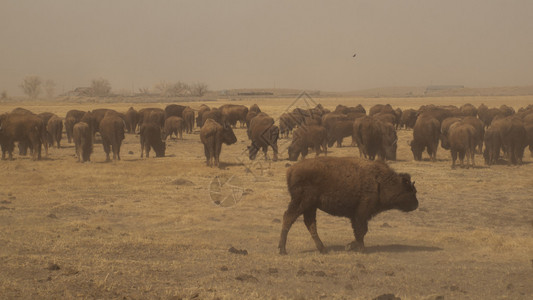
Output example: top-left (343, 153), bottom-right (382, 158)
top-left (164, 104), bottom-right (187, 119)
top-left (247, 114), bottom-right (279, 161)
top-left (288, 125), bottom-right (327, 161)
top-left (200, 119), bottom-right (237, 167)
top-left (47, 115), bottom-right (63, 148)
top-left (410, 116), bottom-right (440, 161)
top-left (73, 122), bottom-right (92, 162)
top-left (99, 115), bottom-right (125, 161)
top-left (125, 107), bottom-right (139, 133)
top-left (219, 104), bottom-right (249, 127)
top-left (182, 107), bottom-right (195, 134)
top-left (279, 157), bottom-right (418, 254)
top-left (448, 122), bottom-right (476, 168)
top-left (140, 123), bottom-right (166, 158)
top-left (65, 109), bottom-right (86, 142)
top-left (196, 104), bottom-right (210, 128)
top-left (0, 113), bottom-right (47, 160)
top-left (163, 116), bottom-right (185, 140)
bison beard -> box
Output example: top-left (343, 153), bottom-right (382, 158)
top-left (278, 157), bottom-right (418, 255)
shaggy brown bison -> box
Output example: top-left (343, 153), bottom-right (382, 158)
top-left (448, 122), bottom-right (476, 168)
top-left (99, 114), bottom-right (125, 161)
top-left (247, 114), bottom-right (279, 161)
top-left (353, 116), bottom-right (397, 161)
top-left (47, 115), bottom-right (63, 148)
top-left (410, 116), bottom-right (440, 161)
top-left (196, 104), bottom-right (210, 128)
top-left (460, 103), bottom-right (478, 117)
top-left (334, 104), bottom-right (366, 115)
top-left (245, 110), bottom-right (258, 128)
top-left (138, 108), bottom-right (165, 129)
top-left (201, 108), bottom-right (223, 126)
top-left (369, 104), bottom-right (394, 116)
top-left (278, 157), bottom-right (418, 254)
top-left (73, 122), bottom-right (92, 162)
top-left (288, 125), bottom-right (327, 161)
top-left (491, 116), bottom-right (526, 165)
top-left (163, 116), bottom-right (185, 140)
top-left (200, 119), bottom-right (237, 167)
top-left (279, 112), bottom-right (299, 138)
top-left (140, 123), bottom-right (166, 158)
top-left (182, 107), bottom-right (195, 134)
top-left (164, 104), bottom-right (187, 119)
top-left (0, 113), bottom-right (47, 160)
top-left (125, 107), bottom-right (139, 133)
top-left (219, 104), bottom-right (248, 127)
top-left (321, 112), bottom-right (360, 147)
top-left (483, 125), bottom-right (501, 165)
top-left (440, 117), bottom-right (462, 150)
top-left (400, 109), bottom-right (418, 129)
top-left (65, 109), bottom-right (86, 143)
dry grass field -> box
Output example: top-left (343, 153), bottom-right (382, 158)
top-left (1, 95), bottom-right (532, 299)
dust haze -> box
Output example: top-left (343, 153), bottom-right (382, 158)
top-left (1, 1), bottom-right (533, 96)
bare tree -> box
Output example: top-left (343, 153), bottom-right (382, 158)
top-left (190, 82), bottom-right (208, 96)
top-left (44, 80), bottom-right (56, 98)
top-left (154, 81), bottom-right (189, 97)
top-left (20, 75), bottom-right (42, 99)
top-left (138, 87), bottom-right (150, 95)
top-left (90, 78), bottom-right (112, 97)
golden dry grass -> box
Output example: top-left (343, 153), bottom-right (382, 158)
top-left (0, 95), bottom-right (532, 299)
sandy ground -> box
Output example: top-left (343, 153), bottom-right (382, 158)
top-left (0, 96), bottom-right (532, 299)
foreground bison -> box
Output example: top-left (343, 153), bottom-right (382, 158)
top-left (73, 122), bottom-right (92, 162)
top-left (278, 157), bottom-right (418, 255)
top-left (200, 119), bottom-right (237, 167)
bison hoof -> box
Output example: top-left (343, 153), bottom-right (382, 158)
top-left (345, 242), bottom-right (365, 253)
top-left (319, 247), bottom-right (328, 254)
top-left (279, 249), bottom-right (288, 255)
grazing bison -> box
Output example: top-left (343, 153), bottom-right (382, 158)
top-left (140, 122), bottom-right (166, 158)
top-left (278, 157), bottom-right (418, 254)
top-left (164, 104), bottom-right (187, 120)
top-left (369, 104), bottom-right (394, 116)
top-left (47, 115), bottom-right (63, 148)
top-left (0, 113), bottom-right (47, 160)
top-left (73, 122), bottom-right (92, 162)
top-left (245, 110), bottom-right (258, 128)
top-left (219, 104), bottom-right (248, 127)
top-left (99, 114), bottom-right (125, 161)
top-left (335, 104), bottom-right (366, 115)
top-left (448, 122), bottom-right (476, 168)
top-left (400, 109), bottom-right (418, 129)
top-left (80, 111), bottom-right (97, 139)
top-left (196, 104), bottom-right (210, 128)
top-left (65, 109), bottom-right (86, 143)
top-left (125, 107), bottom-right (139, 133)
top-left (200, 119), bottom-right (237, 167)
top-left (182, 107), bottom-right (195, 134)
top-left (163, 116), bottom-right (185, 140)
top-left (279, 112), bottom-right (299, 138)
top-left (410, 116), bottom-right (440, 161)
top-left (247, 114), bottom-right (279, 161)
top-left (138, 108), bottom-right (165, 129)
top-left (288, 125), bottom-right (327, 161)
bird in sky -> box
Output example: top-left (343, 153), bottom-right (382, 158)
top-left (353, 53), bottom-right (357, 57)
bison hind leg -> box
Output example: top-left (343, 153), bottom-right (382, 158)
top-left (303, 209), bottom-right (327, 254)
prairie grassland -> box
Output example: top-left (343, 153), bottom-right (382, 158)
top-left (0, 96), bottom-right (532, 299)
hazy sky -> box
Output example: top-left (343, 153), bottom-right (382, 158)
top-left (1, 1), bottom-right (533, 96)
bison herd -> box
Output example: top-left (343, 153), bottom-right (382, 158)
top-left (1, 102), bottom-right (532, 168)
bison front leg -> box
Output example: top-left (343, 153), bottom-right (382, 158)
top-left (303, 209), bottom-right (327, 254)
top-left (214, 142), bottom-right (222, 167)
top-left (347, 217), bottom-right (368, 252)
top-left (278, 202), bottom-right (303, 255)
top-left (451, 150), bottom-right (457, 169)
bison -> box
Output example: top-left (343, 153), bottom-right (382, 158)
top-left (247, 114), bottom-right (279, 161)
top-left (201, 108), bottom-right (223, 126)
top-left (400, 109), bottom-right (418, 130)
top-left (164, 104), bottom-right (187, 120)
top-left (73, 122), bottom-right (92, 162)
top-left (196, 104), bottom-right (210, 128)
top-left (353, 116), bottom-right (397, 161)
top-left (483, 125), bottom-right (501, 165)
top-left (138, 108), bottom-right (165, 129)
top-left (200, 119), bottom-right (237, 167)
top-left (99, 114), bottom-right (125, 161)
top-left (163, 116), bottom-right (185, 140)
top-left (65, 109), bottom-right (86, 143)
top-left (409, 116), bottom-right (440, 161)
top-left (278, 157), bottom-right (418, 254)
top-left (0, 113), bottom-right (47, 160)
top-left (140, 122), bottom-right (166, 158)
top-left (448, 122), bottom-right (476, 168)
top-left (124, 107), bottom-right (139, 133)
top-left (47, 115), bottom-right (63, 148)
top-left (182, 107), bottom-right (195, 134)
top-left (219, 104), bottom-right (248, 127)
top-left (287, 125), bottom-right (327, 161)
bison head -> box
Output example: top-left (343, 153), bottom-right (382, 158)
top-left (248, 144), bottom-right (259, 160)
top-left (382, 173), bottom-right (418, 212)
top-left (287, 143), bottom-right (300, 161)
top-left (222, 125), bottom-right (237, 145)
top-left (409, 140), bottom-right (423, 161)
